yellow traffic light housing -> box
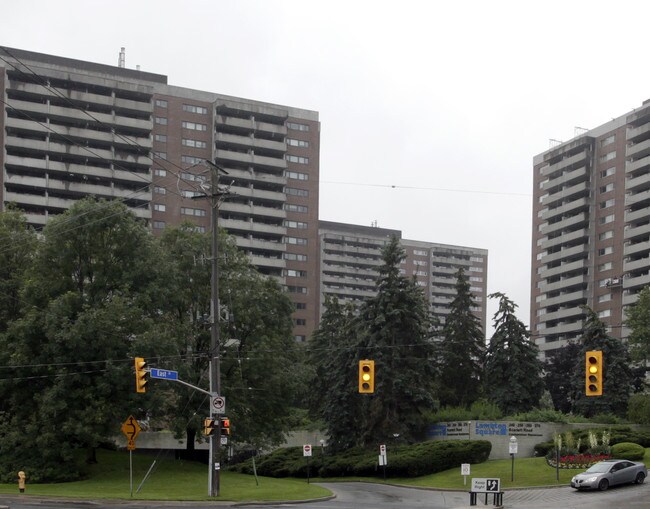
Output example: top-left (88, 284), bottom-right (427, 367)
top-left (204, 418), bottom-right (215, 436)
top-left (358, 359), bottom-right (375, 394)
top-left (585, 350), bottom-right (603, 396)
top-left (134, 357), bottom-right (149, 393)
top-left (221, 417), bottom-right (231, 435)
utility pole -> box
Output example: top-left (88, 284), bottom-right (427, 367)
top-left (206, 159), bottom-right (225, 497)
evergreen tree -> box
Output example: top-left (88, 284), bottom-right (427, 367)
top-left (484, 293), bottom-right (544, 415)
top-left (356, 236), bottom-right (437, 445)
top-left (438, 268), bottom-right (485, 407)
top-left (625, 286), bottom-right (650, 367)
top-left (543, 341), bottom-right (581, 413)
top-left (571, 307), bottom-right (633, 417)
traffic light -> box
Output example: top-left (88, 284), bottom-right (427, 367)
top-left (204, 418), bottom-right (215, 436)
top-left (134, 357), bottom-right (149, 393)
top-left (585, 350), bottom-right (603, 396)
top-left (221, 417), bottom-right (231, 435)
top-left (358, 359), bottom-right (375, 394)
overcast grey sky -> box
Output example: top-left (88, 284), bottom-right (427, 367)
top-left (4, 0), bottom-right (650, 333)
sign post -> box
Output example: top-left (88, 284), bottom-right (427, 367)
top-left (303, 444), bottom-right (312, 484)
top-left (509, 436), bottom-right (518, 482)
top-left (121, 416), bottom-right (142, 497)
top-left (379, 444), bottom-right (387, 479)
top-left (461, 463), bottom-right (470, 486)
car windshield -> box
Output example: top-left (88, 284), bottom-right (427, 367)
top-left (585, 463), bottom-right (612, 473)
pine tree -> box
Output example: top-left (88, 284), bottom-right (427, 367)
top-left (484, 293), bottom-right (544, 415)
top-left (438, 268), bottom-right (485, 407)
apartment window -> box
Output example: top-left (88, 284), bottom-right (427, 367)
top-left (155, 99), bottom-right (168, 108)
top-left (414, 270), bottom-right (428, 276)
top-left (153, 220), bottom-right (166, 229)
top-left (469, 266), bottom-right (483, 272)
top-left (181, 155), bottom-right (203, 165)
top-left (470, 276), bottom-right (483, 282)
top-left (286, 269), bottom-right (307, 277)
top-left (153, 151), bottom-right (167, 160)
top-left (182, 138), bottom-right (207, 149)
top-left (286, 187), bottom-right (309, 197)
top-left (598, 262), bottom-right (613, 272)
top-left (600, 183), bottom-right (614, 193)
top-left (182, 121), bottom-right (207, 131)
top-left (598, 309), bottom-right (612, 318)
top-left (599, 279), bottom-right (610, 288)
top-left (294, 335), bottom-right (307, 341)
top-left (154, 186), bottom-right (166, 195)
top-left (285, 170), bottom-right (309, 180)
top-left (417, 281), bottom-right (427, 287)
top-left (598, 293), bottom-right (612, 303)
top-left (296, 302), bottom-right (307, 310)
top-left (182, 190), bottom-right (202, 198)
top-left (284, 220), bottom-right (307, 229)
top-left (154, 134), bottom-right (167, 143)
top-left (599, 151), bottom-right (616, 162)
top-left (285, 236), bottom-right (307, 245)
top-left (284, 252), bottom-right (307, 261)
top-left (287, 138), bottom-right (309, 148)
top-left (414, 260), bottom-right (427, 266)
top-left (599, 214), bottom-right (615, 225)
top-left (599, 230), bottom-right (614, 240)
top-left (154, 168), bottom-right (167, 177)
top-left (286, 155), bottom-right (309, 164)
top-left (598, 246), bottom-right (614, 256)
top-left (470, 256), bottom-right (484, 262)
top-left (285, 203), bottom-right (308, 213)
top-left (182, 104), bottom-right (208, 115)
top-left (295, 319), bottom-right (307, 326)
top-left (601, 167), bottom-right (615, 178)
top-left (154, 204), bottom-right (166, 212)
top-left (413, 249), bottom-right (428, 256)
top-left (470, 286), bottom-right (482, 292)
top-left (181, 207), bottom-right (207, 217)
top-left (181, 172), bottom-right (207, 182)
top-left (155, 117), bottom-right (168, 125)
top-left (287, 122), bottom-right (309, 131)
top-left (287, 285), bottom-right (307, 294)
top-left (600, 199), bottom-right (615, 209)
top-left (193, 226), bottom-right (206, 233)
top-left (601, 134), bottom-right (616, 147)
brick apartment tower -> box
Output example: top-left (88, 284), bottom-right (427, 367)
top-left (532, 99), bottom-right (650, 359)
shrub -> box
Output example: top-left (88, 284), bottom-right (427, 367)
top-left (627, 394), bottom-right (650, 425)
top-left (505, 409), bottom-right (568, 423)
top-left (229, 440), bottom-right (492, 479)
top-left (611, 442), bottom-right (646, 461)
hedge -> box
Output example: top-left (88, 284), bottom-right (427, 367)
top-left (534, 427), bottom-right (650, 457)
top-left (229, 440), bottom-right (492, 478)
top-left (610, 442), bottom-right (646, 461)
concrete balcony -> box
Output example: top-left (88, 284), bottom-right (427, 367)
top-left (430, 265), bottom-right (457, 275)
top-left (322, 253), bottom-right (382, 266)
top-left (541, 290), bottom-right (586, 308)
top-left (323, 244), bottom-right (383, 257)
top-left (541, 321), bottom-right (584, 336)
top-left (215, 116), bottom-right (288, 137)
top-left (625, 239), bottom-right (650, 257)
top-left (624, 222), bottom-right (650, 241)
top-left (623, 292), bottom-right (641, 307)
top-left (540, 212), bottom-right (588, 236)
top-left (537, 307), bottom-right (583, 323)
top-left (540, 228), bottom-right (588, 251)
top-left (219, 201), bottom-right (286, 219)
top-left (627, 121), bottom-right (650, 143)
top-left (322, 286), bottom-right (376, 299)
top-left (541, 259), bottom-right (587, 279)
top-left (541, 181), bottom-right (589, 207)
top-left (626, 171), bottom-right (650, 191)
top-left (431, 255), bottom-right (471, 266)
top-left (248, 255), bottom-right (284, 268)
top-left (626, 137), bottom-right (650, 160)
top-left (215, 132), bottom-right (286, 153)
top-left (214, 149), bottom-right (287, 171)
top-left (11, 82), bottom-right (114, 107)
top-left (625, 206), bottom-right (650, 223)
top-left (541, 197), bottom-right (589, 221)
top-left (539, 275), bottom-right (587, 293)
top-left (234, 237), bottom-right (286, 253)
top-left (322, 274), bottom-right (376, 288)
top-left (624, 256), bottom-right (650, 273)
top-left (231, 186), bottom-right (286, 203)
top-left (541, 166), bottom-right (588, 192)
top-left (322, 264), bottom-right (377, 277)
top-left (430, 286), bottom-right (456, 295)
top-left (431, 275), bottom-right (455, 285)
top-left (627, 154), bottom-right (650, 174)
top-left (624, 272), bottom-right (650, 291)
top-left (539, 244), bottom-right (589, 265)
top-left (222, 167), bottom-right (286, 186)
top-left (114, 96), bottom-right (152, 113)
top-left (541, 150), bottom-right (588, 178)
top-left (220, 218), bottom-right (286, 236)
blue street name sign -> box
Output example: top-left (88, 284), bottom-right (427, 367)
top-left (150, 368), bottom-right (179, 380)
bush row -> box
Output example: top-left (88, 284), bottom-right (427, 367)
top-left (534, 427), bottom-right (650, 456)
top-left (229, 440), bottom-right (491, 478)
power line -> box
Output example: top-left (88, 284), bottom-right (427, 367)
top-left (320, 180), bottom-right (531, 197)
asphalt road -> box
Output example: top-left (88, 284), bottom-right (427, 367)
top-left (2, 480), bottom-right (649, 509)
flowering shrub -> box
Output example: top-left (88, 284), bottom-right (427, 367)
top-left (546, 453), bottom-right (611, 469)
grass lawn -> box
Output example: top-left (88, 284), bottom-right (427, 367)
top-left (0, 448), bottom-right (331, 502)
top-left (0, 447), bottom-right (647, 500)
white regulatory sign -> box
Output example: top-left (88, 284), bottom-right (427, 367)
top-left (461, 463), bottom-right (471, 476)
top-left (303, 444), bottom-right (312, 457)
top-left (211, 395), bottom-right (226, 414)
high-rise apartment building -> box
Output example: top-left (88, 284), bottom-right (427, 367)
top-left (0, 47), bottom-right (320, 338)
top-left (319, 221), bottom-right (488, 333)
top-left (532, 98), bottom-right (650, 359)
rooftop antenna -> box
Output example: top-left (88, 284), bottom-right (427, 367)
top-left (118, 47), bottom-right (125, 68)
top-left (371, 220), bottom-right (378, 227)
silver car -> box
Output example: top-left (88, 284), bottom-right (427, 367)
top-left (571, 459), bottom-right (647, 491)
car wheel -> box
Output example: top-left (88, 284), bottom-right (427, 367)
top-left (598, 479), bottom-right (609, 491)
top-left (635, 472), bottom-right (645, 484)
